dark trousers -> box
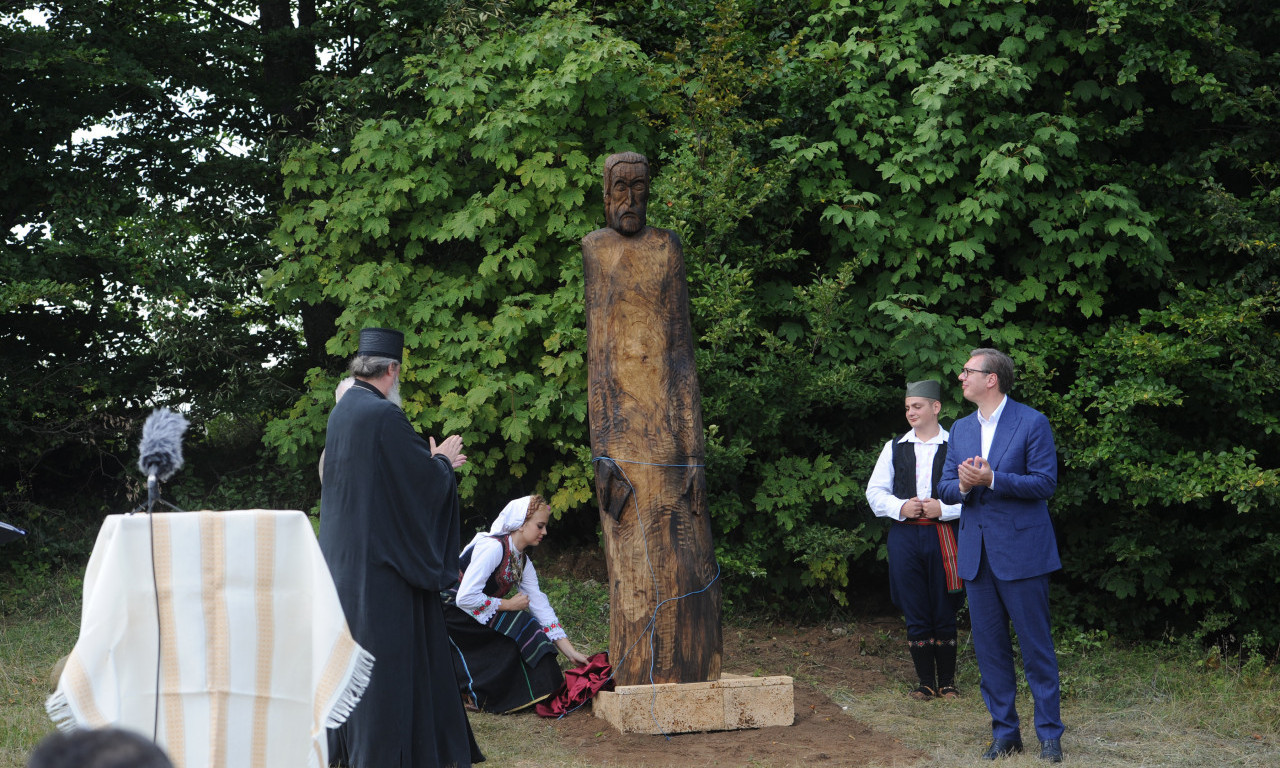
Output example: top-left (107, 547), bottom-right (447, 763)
top-left (888, 522), bottom-right (961, 639)
top-left (966, 547), bottom-right (1064, 742)
top-left (889, 521), bottom-right (962, 690)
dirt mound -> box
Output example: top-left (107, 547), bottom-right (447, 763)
top-left (550, 621), bottom-right (921, 767)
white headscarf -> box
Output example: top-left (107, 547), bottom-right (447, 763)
top-left (461, 496), bottom-right (532, 556)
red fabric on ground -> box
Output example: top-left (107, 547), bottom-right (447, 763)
top-left (535, 652), bottom-right (614, 717)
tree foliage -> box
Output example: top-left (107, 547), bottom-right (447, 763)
top-left (1, 1), bottom-right (323, 572)
top-left (762, 0), bottom-right (1280, 633)
top-left (5, 0), bottom-right (1278, 647)
top-left (265, 0), bottom-right (662, 519)
top-left (267, 0), bottom-right (1280, 645)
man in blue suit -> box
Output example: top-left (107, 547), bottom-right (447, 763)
top-left (938, 348), bottom-right (1064, 762)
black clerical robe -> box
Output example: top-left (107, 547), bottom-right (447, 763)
top-left (319, 380), bottom-right (483, 767)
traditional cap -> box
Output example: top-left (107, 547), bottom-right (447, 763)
top-left (357, 327), bottom-right (403, 362)
top-left (905, 379), bottom-right (941, 401)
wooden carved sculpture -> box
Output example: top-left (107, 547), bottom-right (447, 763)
top-left (582, 152), bottom-right (722, 686)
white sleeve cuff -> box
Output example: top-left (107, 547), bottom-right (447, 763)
top-left (464, 597), bottom-right (500, 625)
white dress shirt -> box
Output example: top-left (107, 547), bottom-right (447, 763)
top-left (976, 395), bottom-right (1008, 491)
top-left (866, 428), bottom-right (962, 522)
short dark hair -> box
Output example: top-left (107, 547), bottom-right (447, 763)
top-left (28, 728), bottom-right (174, 768)
top-left (971, 347), bottom-right (1014, 394)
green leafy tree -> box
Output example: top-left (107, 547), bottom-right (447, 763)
top-left (6, 0), bottom-right (1252, 643)
top-left (642, 1), bottom-right (880, 602)
top-left (774, 0), bottom-right (1279, 639)
top-left (1041, 285), bottom-right (1280, 639)
top-left (1, 1), bottom-right (324, 574)
top-left (265, 0), bottom-right (1280, 647)
top-left (265, 0), bottom-right (662, 523)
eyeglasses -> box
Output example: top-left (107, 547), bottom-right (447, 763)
top-left (960, 367), bottom-right (993, 378)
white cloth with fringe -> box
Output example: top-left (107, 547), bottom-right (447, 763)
top-left (47, 509), bottom-right (373, 768)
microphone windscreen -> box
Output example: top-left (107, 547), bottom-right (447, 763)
top-left (137, 409), bottom-right (189, 482)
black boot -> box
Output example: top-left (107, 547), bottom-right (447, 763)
top-left (935, 635), bottom-right (958, 697)
top-left (907, 638), bottom-right (937, 699)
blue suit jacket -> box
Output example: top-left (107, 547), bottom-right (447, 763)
top-left (938, 397), bottom-right (1061, 581)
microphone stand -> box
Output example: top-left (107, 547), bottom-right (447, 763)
top-left (147, 473), bottom-right (159, 514)
top-left (131, 471), bottom-right (184, 515)
top-left (131, 409), bottom-right (190, 743)
top-left (131, 468), bottom-right (184, 741)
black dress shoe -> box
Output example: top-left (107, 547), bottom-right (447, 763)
top-left (1039, 738), bottom-right (1063, 762)
top-left (980, 738), bottom-right (1024, 759)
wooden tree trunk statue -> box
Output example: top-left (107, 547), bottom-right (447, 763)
top-left (582, 152), bottom-right (722, 686)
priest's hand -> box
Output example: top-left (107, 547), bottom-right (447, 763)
top-left (430, 435), bottom-right (467, 469)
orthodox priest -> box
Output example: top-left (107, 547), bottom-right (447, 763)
top-left (319, 327), bottom-right (484, 767)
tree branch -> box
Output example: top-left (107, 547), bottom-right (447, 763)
top-left (188, 0), bottom-right (255, 31)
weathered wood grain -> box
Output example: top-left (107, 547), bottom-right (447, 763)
top-left (583, 224), bottom-right (722, 686)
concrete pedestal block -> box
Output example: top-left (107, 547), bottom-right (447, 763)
top-left (593, 674), bottom-right (793, 734)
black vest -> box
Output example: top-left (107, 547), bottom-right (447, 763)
top-left (891, 436), bottom-right (948, 499)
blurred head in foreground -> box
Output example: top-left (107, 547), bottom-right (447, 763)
top-left (28, 727), bottom-right (174, 768)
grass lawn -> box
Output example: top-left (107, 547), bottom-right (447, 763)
top-left (2, 564), bottom-right (1277, 767)
top-left (0, 570), bottom-right (80, 768)
top-left (833, 626), bottom-right (1280, 767)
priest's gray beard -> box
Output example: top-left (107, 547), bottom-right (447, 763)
top-left (388, 380), bottom-right (402, 408)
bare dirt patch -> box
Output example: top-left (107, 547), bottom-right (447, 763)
top-left (538, 549), bottom-right (923, 766)
top-left (549, 622), bottom-right (921, 767)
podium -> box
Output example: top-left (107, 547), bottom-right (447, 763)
top-left (47, 510), bottom-right (372, 768)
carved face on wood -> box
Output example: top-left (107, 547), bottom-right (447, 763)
top-left (605, 160), bottom-right (650, 235)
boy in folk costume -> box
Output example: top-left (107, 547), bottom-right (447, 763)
top-left (865, 380), bottom-right (964, 699)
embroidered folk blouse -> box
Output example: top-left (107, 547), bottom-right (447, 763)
top-left (454, 535), bottom-right (567, 641)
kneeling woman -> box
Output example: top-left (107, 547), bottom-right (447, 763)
top-left (443, 495), bottom-right (590, 713)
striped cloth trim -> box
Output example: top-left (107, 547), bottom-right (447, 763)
top-left (489, 609), bottom-right (558, 669)
top-left (934, 523), bottom-right (962, 593)
top-left (47, 510), bottom-right (373, 768)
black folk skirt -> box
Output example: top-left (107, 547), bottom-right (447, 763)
top-left (443, 603), bottom-right (564, 714)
